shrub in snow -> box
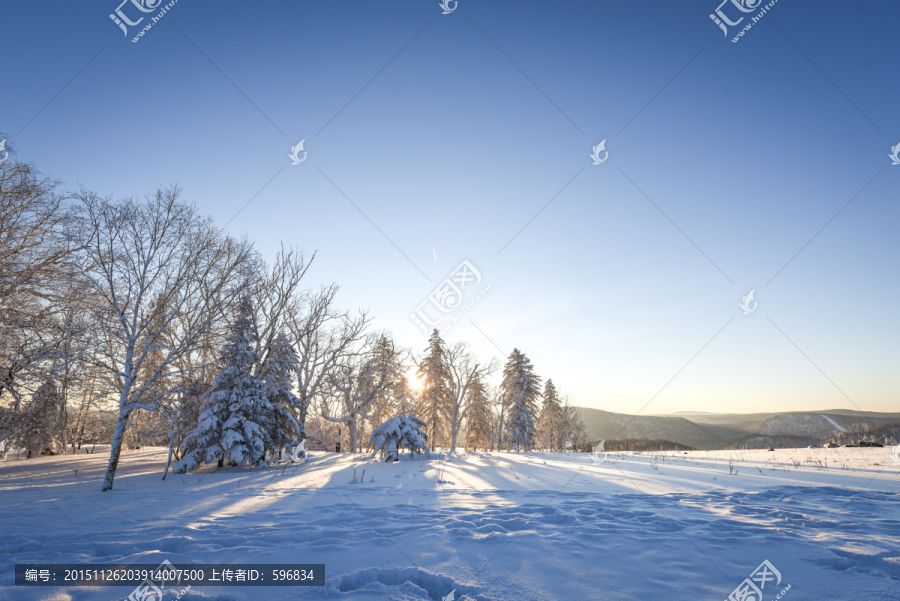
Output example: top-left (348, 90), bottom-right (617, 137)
top-left (369, 415), bottom-right (430, 461)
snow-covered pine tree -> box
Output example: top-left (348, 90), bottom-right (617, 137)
top-left (416, 329), bottom-right (452, 450)
top-left (538, 379), bottom-right (562, 451)
top-left (19, 379), bottom-right (61, 457)
top-left (175, 296), bottom-right (274, 473)
top-left (369, 415), bottom-right (430, 461)
top-left (501, 349), bottom-right (541, 452)
top-left (260, 332), bottom-right (305, 459)
top-left (464, 374), bottom-right (492, 451)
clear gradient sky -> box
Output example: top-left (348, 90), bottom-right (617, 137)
top-left (3, 1), bottom-right (898, 415)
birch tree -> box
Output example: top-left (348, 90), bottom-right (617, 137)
top-left (73, 187), bottom-right (251, 491)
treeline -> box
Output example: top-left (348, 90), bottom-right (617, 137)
top-left (0, 150), bottom-right (586, 490)
top-left (827, 423), bottom-right (899, 447)
top-left (595, 439), bottom-right (696, 452)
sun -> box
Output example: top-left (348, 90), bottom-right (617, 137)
top-left (406, 371), bottom-right (424, 392)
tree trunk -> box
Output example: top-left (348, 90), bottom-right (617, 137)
top-left (161, 409), bottom-right (179, 480)
top-left (449, 404), bottom-right (461, 453)
top-left (496, 405), bottom-right (505, 452)
top-left (101, 406), bottom-right (130, 491)
top-left (449, 421), bottom-right (459, 454)
top-left (348, 419), bottom-right (358, 454)
top-left (60, 388), bottom-right (68, 456)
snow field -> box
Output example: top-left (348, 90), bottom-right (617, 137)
top-left (1, 447), bottom-right (899, 600)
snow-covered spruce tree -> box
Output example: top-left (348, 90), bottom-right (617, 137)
top-left (19, 379), bottom-right (62, 457)
top-left (175, 296), bottom-right (275, 473)
top-left (538, 379), bottom-right (562, 451)
top-left (463, 374), bottom-right (492, 452)
top-left (369, 415), bottom-right (430, 461)
top-left (415, 329), bottom-right (452, 450)
top-left (501, 349), bottom-right (541, 452)
top-left (260, 332), bottom-right (306, 458)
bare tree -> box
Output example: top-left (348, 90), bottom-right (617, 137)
top-left (444, 342), bottom-right (497, 453)
top-left (287, 285), bottom-right (370, 425)
top-left (319, 334), bottom-right (403, 453)
top-left (72, 187), bottom-right (251, 491)
top-left (251, 245), bottom-right (312, 375)
top-left (559, 395), bottom-right (586, 452)
top-left (0, 153), bottom-right (77, 409)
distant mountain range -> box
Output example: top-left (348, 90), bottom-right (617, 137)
top-left (577, 408), bottom-right (900, 449)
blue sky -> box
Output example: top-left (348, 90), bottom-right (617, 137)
top-left (3, 1), bottom-right (898, 415)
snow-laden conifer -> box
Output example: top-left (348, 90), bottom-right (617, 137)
top-left (175, 296), bottom-right (276, 472)
top-left (260, 332), bottom-right (306, 460)
top-left (416, 330), bottom-right (452, 449)
top-left (369, 415), bottom-right (430, 461)
top-left (501, 349), bottom-right (541, 452)
top-left (538, 379), bottom-right (562, 451)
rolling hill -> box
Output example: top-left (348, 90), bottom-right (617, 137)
top-left (577, 408), bottom-right (900, 449)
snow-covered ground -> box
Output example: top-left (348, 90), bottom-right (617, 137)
top-left (1, 447), bottom-right (899, 600)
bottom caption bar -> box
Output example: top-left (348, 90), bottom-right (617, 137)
top-left (15, 562), bottom-right (325, 587)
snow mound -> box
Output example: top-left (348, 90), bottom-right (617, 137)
top-left (327, 566), bottom-right (490, 601)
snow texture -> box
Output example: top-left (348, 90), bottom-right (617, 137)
top-left (1, 446), bottom-right (899, 600)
